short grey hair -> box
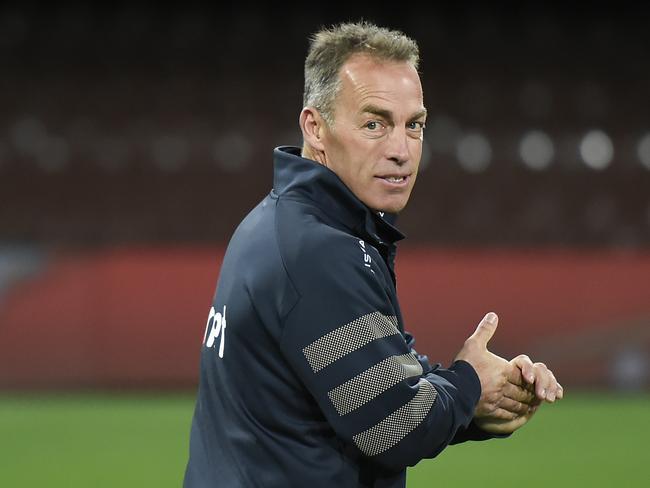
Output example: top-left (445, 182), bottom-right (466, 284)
top-left (303, 21), bottom-right (420, 125)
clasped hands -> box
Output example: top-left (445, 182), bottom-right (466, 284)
top-left (455, 312), bottom-right (563, 435)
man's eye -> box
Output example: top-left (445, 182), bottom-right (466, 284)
top-left (365, 121), bottom-right (381, 130)
top-left (408, 121), bottom-right (425, 131)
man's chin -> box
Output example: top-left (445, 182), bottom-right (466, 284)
top-left (373, 200), bottom-right (408, 214)
top-left (361, 191), bottom-right (411, 214)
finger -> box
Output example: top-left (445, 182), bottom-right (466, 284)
top-left (511, 354), bottom-right (536, 384)
top-left (506, 361), bottom-right (526, 387)
top-left (483, 407), bottom-right (519, 421)
top-left (467, 312), bottom-right (499, 349)
top-left (533, 363), bottom-right (554, 402)
top-left (546, 370), bottom-right (558, 402)
top-left (503, 382), bottom-right (538, 405)
top-left (497, 397), bottom-right (529, 416)
top-left (545, 369), bottom-right (563, 401)
top-left (544, 368), bottom-right (564, 402)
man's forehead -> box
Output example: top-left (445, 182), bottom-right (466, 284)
top-left (338, 55), bottom-right (424, 114)
top-left (340, 53), bottom-right (420, 85)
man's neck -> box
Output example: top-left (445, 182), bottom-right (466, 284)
top-left (301, 144), bottom-right (327, 167)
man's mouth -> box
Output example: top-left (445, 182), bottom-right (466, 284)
top-left (384, 176), bottom-right (405, 183)
top-left (376, 174), bottom-right (410, 186)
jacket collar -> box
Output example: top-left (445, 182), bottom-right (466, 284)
top-left (272, 146), bottom-right (405, 248)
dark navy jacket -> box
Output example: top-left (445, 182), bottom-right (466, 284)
top-left (184, 146), bottom-right (491, 487)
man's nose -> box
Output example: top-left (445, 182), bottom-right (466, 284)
top-left (386, 127), bottom-right (410, 165)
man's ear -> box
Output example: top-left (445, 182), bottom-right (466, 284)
top-left (299, 107), bottom-right (326, 152)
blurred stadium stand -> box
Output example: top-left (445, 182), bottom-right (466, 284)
top-left (1, 3), bottom-right (649, 246)
top-left (1, 4), bottom-right (649, 391)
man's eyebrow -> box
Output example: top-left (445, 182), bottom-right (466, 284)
top-left (360, 104), bottom-right (428, 122)
top-left (410, 108), bottom-right (427, 120)
top-left (360, 104), bottom-right (393, 121)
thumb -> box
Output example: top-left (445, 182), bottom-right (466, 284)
top-left (468, 312), bottom-right (499, 348)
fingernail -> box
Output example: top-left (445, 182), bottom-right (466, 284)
top-left (528, 375), bottom-right (535, 383)
top-left (540, 388), bottom-right (546, 398)
top-left (485, 312), bottom-right (497, 324)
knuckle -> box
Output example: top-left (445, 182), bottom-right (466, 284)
top-left (518, 354), bottom-right (532, 363)
top-left (494, 409), bottom-right (507, 419)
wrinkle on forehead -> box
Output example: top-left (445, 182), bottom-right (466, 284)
top-left (339, 56), bottom-right (424, 110)
top-left (342, 66), bottom-right (418, 94)
top-left (355, 88), bottom-right (394, 106)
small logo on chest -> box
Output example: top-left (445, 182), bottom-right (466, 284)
top-left (358, 240), bottom-right (375, 274)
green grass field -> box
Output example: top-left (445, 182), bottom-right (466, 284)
top-left (0, 392), bottom-right (647, 487)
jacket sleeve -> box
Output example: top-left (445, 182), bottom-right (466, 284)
top-left (279, 236), bottom-right (483, 472)
top-left (404, 331), bottom-right (508, 444)
top-left (403, 331), bottom-right (434, 374)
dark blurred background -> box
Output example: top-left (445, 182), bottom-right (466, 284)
top-left (1, 3), bottom-right (649, 392)
top-left (1, 2), bottom-right (649, 245)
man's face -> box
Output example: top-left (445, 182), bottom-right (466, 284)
top-left (320, 54), bottom-right (426, 213)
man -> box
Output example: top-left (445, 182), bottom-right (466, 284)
top-left (184, 22), bottom-right (562, 487)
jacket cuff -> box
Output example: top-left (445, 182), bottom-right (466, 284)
top-left (446, 360), bottom-right (511, 443)
top-left (447, 359), bottom-right (482, 405)
top-left (432, 359), bottom-right (482, 427)
top-left (451, 420), bottom-right (512, 443)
